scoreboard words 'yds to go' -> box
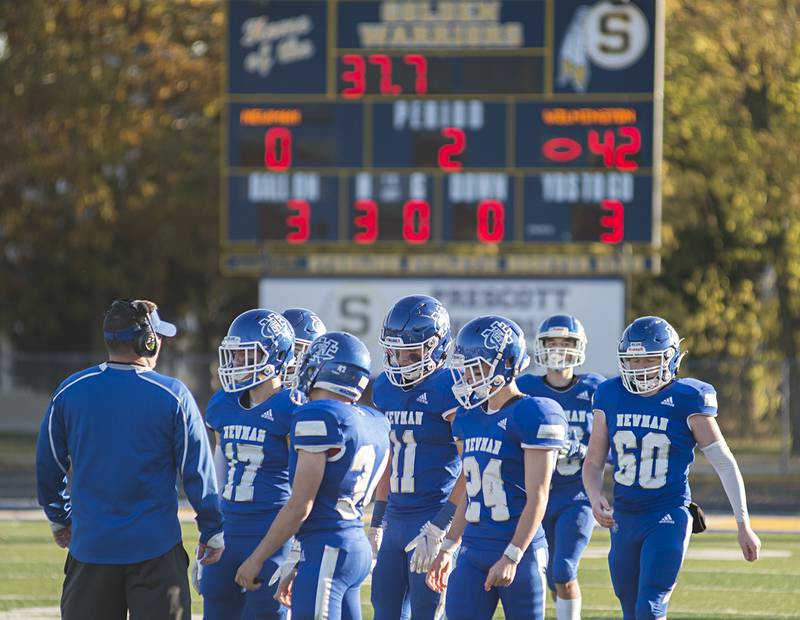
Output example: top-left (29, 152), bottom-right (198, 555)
top-left (221, 0), bottom-right (664, 276)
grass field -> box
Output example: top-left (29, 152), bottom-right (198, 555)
top-left (1, 521), bottom-right (798, 619)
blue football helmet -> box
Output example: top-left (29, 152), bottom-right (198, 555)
top-left (533, 314), bottom-right (587, 370)
top-left (218, 309), bottom-right (295, 393)
top-left (291, 331), bottom-right (371, 405)
top-left (379, 294), bottom-right (451, 388)
top-left (617, 316), bottom-right (684, 394)
top-left (281, 308), bottom-right (327, 387)
top-left (449, 315), bottom-right (530, 409)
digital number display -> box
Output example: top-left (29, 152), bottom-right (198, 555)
top-left (223, 0), bottom-right (662, 275)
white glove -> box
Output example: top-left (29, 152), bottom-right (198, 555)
top-left (191, 546), bottom-right (202, 595)
top-left (404, 521), bottom-right (446, 573)
top-left (367, 526), bottom-right (383, 561)
top-left (269, 539), bottom-right (302, 587)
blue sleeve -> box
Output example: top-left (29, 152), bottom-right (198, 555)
top-left (684, 380), bottom-right (718, 418)
top-left (436, 373), bottom-right (460, 418)
top-left (292, 405), bottom-right (345, 452)
top-left (371, 375), bottom-right (387, 411)
top-left (271, 391), bottom-right (295, 437)
top-left (35, 399), bottom-right (72, 525)
top-left (450, 411), bottom-right (465, 440)
top-left (591, 380), bottom-right (610, 413)
top-left (509, 397), bottom-right (568, 450)
top-left (174, 385), bottom-right (223, 544)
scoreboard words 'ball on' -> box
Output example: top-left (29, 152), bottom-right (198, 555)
top-left (222, 0), bottom-right (663, 276)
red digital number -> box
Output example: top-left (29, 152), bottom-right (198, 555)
top-left (286, 199), bottom-right (310, 244)
top-left (541, 137), bottom-right (583, 163)
top-left (368, 54), bottom-right (401, 95)
top-left (438, 127), bottom-right (466, 171)
top-left (588, 127), bottom-right (641, 170)
top-left (599, 199), bottom-right (624, 244)
top-left (264, 127), bottom-right (292, 171)
top-left (353, 200), bottom-right (378, 244)
top-left (616, 126), bottom-right (641, 171)
top-left (476, 200), bottom-right (505, 244)
top-left (588, 129), bottom-right (615, 168)
top-left (402, 200), bottom-right (430, 244)
top-left (403, 54), bottom-right (428, 94)
top-left (341, 54), bottom-right (366, 99)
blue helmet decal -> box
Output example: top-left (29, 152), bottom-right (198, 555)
top-left (449, 315), bottom-right (529, 409)
top-left (379, 294), bottom-right (451, 387)
top-left (534, 314), bottom-right (587, 370)
top-left (218, 309), bottom-right (295, 393)
top-left (617, 316), bottom-right (683, 394)
top-left (291, 331), bottom-right (371, 405)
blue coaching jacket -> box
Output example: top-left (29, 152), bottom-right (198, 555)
top-left (35, 362), bottom-right (223, 564)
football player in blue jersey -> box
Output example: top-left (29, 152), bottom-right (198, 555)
top-left (583, 316), bottom-right (761, 620)
top-left (369, 294), bottom-right (465, 620)
top-left (235, 331), bottom-right (391, 620)
top-left (281, 308), bottom-right (327, 387)
top-left (517, 314), bottom-right (603, 620)
top-left (199, 309), bottom-right (297, 620)
top-left (426, 316), bottom-right (568, 620)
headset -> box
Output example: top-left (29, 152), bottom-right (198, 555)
top-left (104, 299), bottom-right (159, 358)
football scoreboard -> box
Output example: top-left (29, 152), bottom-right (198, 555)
top-left (223, 0), bottom-right (664, 276)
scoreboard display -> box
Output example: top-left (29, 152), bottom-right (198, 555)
top-left (222, 0), bottom-right (663, 275)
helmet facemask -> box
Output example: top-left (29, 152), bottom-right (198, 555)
top-left (281, 338), bottom-right (313, 388)
top-left (218, 337), bottom-right (277, 393)
top-left (618, 347), bottom-right (676, 394)
top-left (380, 334), bottom-right (442, 388)
top-left (450, 354), bottom-right (507, 409)
top-left (533, 336), bottom-right (586, 370)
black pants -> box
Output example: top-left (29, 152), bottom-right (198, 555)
top-left (61, 542), bottom-right (192, 620)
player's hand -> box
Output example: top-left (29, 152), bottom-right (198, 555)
top-left (367, 526), bottom-right (383, 561)
top-left (426, 550), bottom-right (454, 593)
top-left (737, 522), bottom-right (761, 562)
top-left (484, 555), bottom-right (517, 591)
top-left (269, 540), bottom-right (301, 588)
top-left (404, 521), bottom-right (446, 573)
top-left (197, 542), bottom-right (224, 566)
top-left (274, 567), bottom-right (297, 607)
top-left (591, 495), bottom-right (615, 529)
top-left (235, 555), bottom-right (265, 591)
top-left (50, 522), bottom-right (71, 549)
top-left (190, 546), bottom-right (202, 594)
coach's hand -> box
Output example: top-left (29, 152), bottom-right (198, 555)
top-left (591, 495), bottom-right (616, 529)
top-left (197, 542), bottom-right (224, 566)
top-left (50, 522), bottom-right (71, 549)
top-left (737, 521), bottom-right (761, 562)
top-left (484, 555), bottom-right (517, 591)
top-left (236, 555), bottom-right (265, 591)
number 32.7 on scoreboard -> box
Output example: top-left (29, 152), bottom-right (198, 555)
top-left (223, 0), bottom-right (663, 271)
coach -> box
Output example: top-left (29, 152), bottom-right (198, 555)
top-left (35, 299), bottom-right (224, 620)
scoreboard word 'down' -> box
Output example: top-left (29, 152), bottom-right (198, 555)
top-left (223, 0), bottom-right (663, 276)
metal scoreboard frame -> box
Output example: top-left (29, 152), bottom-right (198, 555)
top-left (221, 0), bottom-right (664, 276)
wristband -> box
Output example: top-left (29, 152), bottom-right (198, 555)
top-left (503, 543), bottom-right (524, 564)
top-left (206, 532), bottom-right (225, 549)
top-left (441, 538), bottom-right (459, 555)
top-left (430, 501), bottom-right (457, 531)
top-left (370, 500), bottom-right (388, 528)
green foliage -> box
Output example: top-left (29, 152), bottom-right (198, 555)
top-left (0, 1), bottom-right (253, 351)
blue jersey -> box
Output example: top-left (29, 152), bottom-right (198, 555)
top-left (593, 377), bottom-right (718, 513)
top-left (35, 363), bottom-right (222, 564)
top-left (452, 396), bottom-right (568, 552)
top-left (372, 368), bottom-right (461, 517)
top-left (290, 399), bottom-right (391, 538)
top-left (517, 373), bottom-right (604, 489)
top-left (205, 388), bottom-right (295, 535)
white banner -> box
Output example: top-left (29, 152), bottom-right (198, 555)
top-left (260, 278), bottom-right (624, 376)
